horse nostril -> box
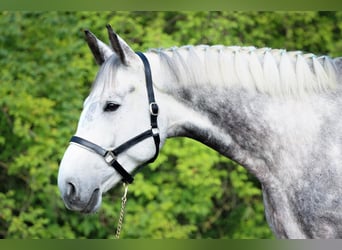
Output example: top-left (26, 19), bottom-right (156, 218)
top-left (66, 182), bottom-right (77, 199)
top-left (93, 188), bottom-right (100, 195)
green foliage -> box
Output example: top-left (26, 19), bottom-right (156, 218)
top-left (0, 11), bottom-right (340, 239)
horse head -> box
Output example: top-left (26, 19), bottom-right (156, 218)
top-left (58, 25), bottom-right (166, 213)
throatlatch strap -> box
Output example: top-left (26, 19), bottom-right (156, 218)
top-left (136, 52), bottom-right (160, 162)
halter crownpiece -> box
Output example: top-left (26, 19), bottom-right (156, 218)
top-left (69, 52), bottom-right (160, 184)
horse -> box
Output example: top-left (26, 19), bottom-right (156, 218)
top-left (58, 25), bottom-right (342, 238)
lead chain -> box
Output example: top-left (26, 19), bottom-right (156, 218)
top-left (115, 183), bottom-right (128, 239)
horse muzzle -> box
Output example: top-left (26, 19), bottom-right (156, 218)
top-left (60, 179), bottom-right (102, 213)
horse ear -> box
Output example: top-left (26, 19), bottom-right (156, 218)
top-left (106, 24), bottom-right (137, 66)
top-left (84, 29), bottom-right (114, 65)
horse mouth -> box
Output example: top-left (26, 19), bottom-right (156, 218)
top-left (80, 188), bottom-right (101, 214)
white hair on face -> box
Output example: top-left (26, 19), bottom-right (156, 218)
top-left (149, 45), bottom-right (339, 97)
top-left (88, 55), bottom-right (121, 100)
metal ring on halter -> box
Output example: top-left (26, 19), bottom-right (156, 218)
top-left (104, 151), bottom-right (116, 164)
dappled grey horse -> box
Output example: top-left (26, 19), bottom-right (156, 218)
top-left (58, 25), bottom-right (342, 238)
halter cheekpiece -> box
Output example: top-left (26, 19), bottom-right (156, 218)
top-left (69, 52), bottom-right (160, 184)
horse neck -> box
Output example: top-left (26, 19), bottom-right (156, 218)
top-left (148, 57), bottom-right (274, 181)
top-left (148, 50), bottom-right (342, 184)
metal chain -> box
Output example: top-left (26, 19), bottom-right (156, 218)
top-left (115, 183), bottom-right (128, 239)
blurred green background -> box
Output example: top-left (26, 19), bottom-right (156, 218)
top-left (0, 11), bottom-right (341, 239)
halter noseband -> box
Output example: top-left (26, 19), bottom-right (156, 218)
top-left (69, 52), bottom-right (160, 184)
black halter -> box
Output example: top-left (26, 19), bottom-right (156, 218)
top-left (69, 52), bottom-right (160, 184)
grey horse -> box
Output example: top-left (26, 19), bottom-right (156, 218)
top-left (58, 26), bottom-right (342, 238)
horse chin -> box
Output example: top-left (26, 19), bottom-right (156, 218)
top-left (63, 188), bottom-right (102, 214)
top-left (80, 190), bottom-right (102, 214)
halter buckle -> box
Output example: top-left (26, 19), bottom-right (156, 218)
top-left (104, 151), bottom-right (116, 164)
top-left (149, 102), bottom-right (159, 116)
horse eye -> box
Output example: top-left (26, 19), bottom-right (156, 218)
top-left (104, 102), bottom-right (120, 112)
